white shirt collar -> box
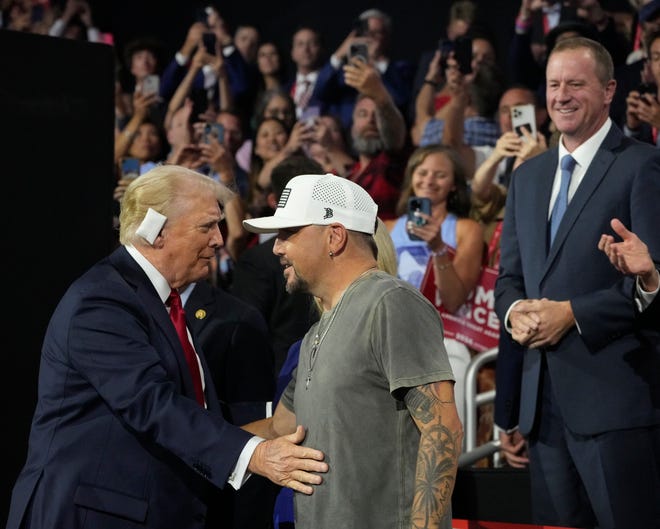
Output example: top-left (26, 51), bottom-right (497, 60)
top-left (558, 117), bottom-right (612, 170)
top-left (374, 58), bottom-right (388, 75)
top-left (296, 71), bottom-right (318, 85)
top-left (549, 117), bottom-right (612, 217)
top-left (124, 244), bottom-right (171, 304)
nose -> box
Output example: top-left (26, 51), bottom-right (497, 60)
top-left (211, 224), bottom-right (224, 248)
top-left (272, 237), bottom-right (284, 255)
top-left (555, 82), bottom-right (571, 101)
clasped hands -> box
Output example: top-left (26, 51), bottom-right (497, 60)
top-left (509, 298), bottom-right (574, 349)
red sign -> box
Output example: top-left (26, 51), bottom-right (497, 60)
top-left (420, 260), bottom-right (500, 352)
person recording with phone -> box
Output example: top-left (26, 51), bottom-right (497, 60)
top-left (342, 51), bottom-right (410, 220)
top-left (385, 144), bottom-right (484, 430)
top-left (158, 7), bottom-right (251, 118)
top-left (624, 29), bottom-right (660, 146)
top-left (326, 8), bottom-right (414, 129)
top-left (412, 31), bottom-right (503, 150)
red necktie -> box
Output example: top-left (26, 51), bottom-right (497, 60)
top-left (167, 289), bottom-right (205, 406)
top-left (297, 79), bottom-right (312, 110)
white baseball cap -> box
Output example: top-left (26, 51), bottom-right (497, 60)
top-left (243, 173), bottom-right (378, 235)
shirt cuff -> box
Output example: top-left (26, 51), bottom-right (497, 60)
top-left (202, 64), bottom-right (218, 90)
top-left (503, 300), bottom-right (523, 333)
top-left (175, 52), bottom-right (189, 66)
top-left (227, 436), bottom-right (265, 490)
top-left (634, 268), bottom-right (660, 311)
top-left (330, 54), bottom-right (343, 69)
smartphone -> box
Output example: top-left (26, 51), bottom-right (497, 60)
top-left (194, 5), bottom-right (213, 25)
top-left (121, 157), bottom-right (141, 180)
top-left (637, 82), bottom-right (658, 102)
top-left (348, 42), bottom-right (369, 63)
top-left (438, 39), bottom-right (454, 57)
top-left (407, 197), bottom-right (431, 241)
top-left (202, 32), bottom-right (217, 55)
top-left (510, 103), bottom-right (537, 140)
top-left (141, 74), bottom-right (160, 96)
top-left (300, 105), bottom-right (320, 127)
top-left (438, 39), bottom-right (454, 70)
top-left (204, 123), bottom-right (224, 144)
top-left (352, 17), bottom-right (369, 37)
top-left (453, 36), bottom-right (473, 75)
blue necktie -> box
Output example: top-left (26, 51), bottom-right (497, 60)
top-left (549, 154), bottom-right (576, 245)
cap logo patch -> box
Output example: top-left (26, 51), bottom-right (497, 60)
top-left (277, 188), bottom-right (291, 208)
top-left (323, 207), bottom-right (333, 220)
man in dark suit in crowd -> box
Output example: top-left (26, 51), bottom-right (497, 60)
top-left (6, 165), bottom-right (327, 529)
top-left (183, 278), bottom-right (279, 529)
top-left (495, 37), bottom-right (660, 528)
top-left (231, 155), bottom-right (324, 377)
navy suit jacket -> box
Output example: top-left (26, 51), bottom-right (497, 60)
top-left (230, 238), bottom-right (318, 376)
top-left (185, 280), bottom-right (279, 529)
top-left (7, 246), bottom-right (253, 529)
top-left (494, 124), bottom-right (660, 436)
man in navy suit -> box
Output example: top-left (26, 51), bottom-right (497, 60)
top-left (6, 165), bottom-right (327, 529)
top-left (495, 37), bottom-right (660, 528)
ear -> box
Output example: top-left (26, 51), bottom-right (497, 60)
top-left (328, 223), bottom-right (348, 255)
top-left (266, 192), bottom-right (278, 210)
top-left (152, 232), bottom-right (166, 249)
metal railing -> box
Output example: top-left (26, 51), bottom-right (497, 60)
top-left (458, 347), bottom-right (500, 468)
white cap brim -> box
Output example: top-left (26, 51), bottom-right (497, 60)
top-left (243, 215), bottom-right (315, 234)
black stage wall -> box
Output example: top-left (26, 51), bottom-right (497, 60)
top-left (1, 30), bottom-right (115, 523)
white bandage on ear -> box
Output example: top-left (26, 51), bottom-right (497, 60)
top-left (136, 207), bottom-right (167, 245)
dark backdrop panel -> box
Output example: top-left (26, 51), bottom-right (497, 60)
top-left (1, 30), bottom-right (115, 524)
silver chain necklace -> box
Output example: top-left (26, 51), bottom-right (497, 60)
top-left (305, 266), bottom-right (377, 390)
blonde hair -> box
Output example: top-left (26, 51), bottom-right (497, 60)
top-left (374, 217), bottom-right (397, 276)
top-left (550, 36), bottom-right (613, 86)
top-left (118, 165), bottom-right (233, 246)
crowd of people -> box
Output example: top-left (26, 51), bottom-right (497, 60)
top-left (4, 0), bottom-right (660, 528)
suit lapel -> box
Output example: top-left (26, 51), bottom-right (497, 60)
top-left (110, 247), bottom-right (206, 402)
top-left (542, 126), bottom-right (623, 278)
top-left (526, 150), bottom-right (558, 284)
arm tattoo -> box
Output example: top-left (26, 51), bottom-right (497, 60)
top-left (405, 384), bottom-right (462, 529)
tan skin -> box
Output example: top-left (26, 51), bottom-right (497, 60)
top-left (346, 60), bottom-right (406, 174)
top-left (307, 115), bottom-right (356, 176)
top-left (598, 218), bottom-right (659, 291)
top-left (509, 46), bottom-right (616, 348)
top-left (472, 87), bottom-right (548, 202)
top-left (242, 222), bottom-right (462, 527)
top-left (386, 151), bottom-right (484, 314)
top-left (626, 36), bottom-right (660, 132)
top-left (133, 178), bottom-right (328, 492)
top-left (257, 42), bottom-right (283, 90)
top-left (291, 28), bottom-right (321, 76)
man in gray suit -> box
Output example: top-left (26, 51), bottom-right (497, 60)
top-left (495, 37), bottom-right (660, 528)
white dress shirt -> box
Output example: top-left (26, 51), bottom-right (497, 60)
top-left (125, 245), bottom-right (262, 489)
